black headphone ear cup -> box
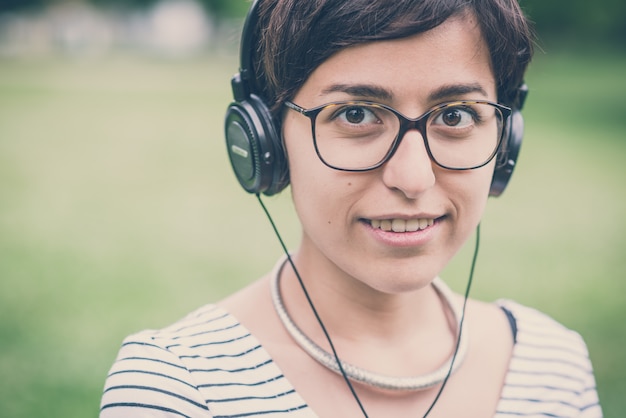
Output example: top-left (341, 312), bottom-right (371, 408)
top-left (489, 109), bottom-right (524, 197)
top-left (224, 94), bottom-right (289, 196)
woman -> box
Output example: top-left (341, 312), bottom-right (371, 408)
top-left (101, 0), bottom-right (602, 416)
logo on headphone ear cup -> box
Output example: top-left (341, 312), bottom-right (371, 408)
top-left (489, 108), bottom-right (524, 197)
top-left (225, 93), bottom-right (289, 196)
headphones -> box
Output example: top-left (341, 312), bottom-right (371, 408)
top-left (224, 0), bottom-right (288, 196)
top-left (490, 83), bottom-right (528, 197)
top-left (224, 0), bottom-right (527, 197)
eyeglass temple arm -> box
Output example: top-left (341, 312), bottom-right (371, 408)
top-left (284, 101), bottom-right (306, 114)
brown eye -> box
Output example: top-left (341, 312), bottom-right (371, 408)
top-left (433, 106), bottom-right (475, 128)
top-left (344, 107), bottom-right (366, 124)
top-left (442, 109), bottom-right (463, 126)
top-left (331, 105), bottom-right (380, 126)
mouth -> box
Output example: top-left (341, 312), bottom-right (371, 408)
top-left (368, 217), bottom-right (435, 233)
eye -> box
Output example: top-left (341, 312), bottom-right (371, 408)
top-left (434, 107), bottom-right (476, 128)
top-left (335, 105), bottom-right (380, 126)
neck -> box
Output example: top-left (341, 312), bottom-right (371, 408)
top-left (282, 249), bottom-right (451, 343)
top-left (271, 252), bottom-right (467, 389)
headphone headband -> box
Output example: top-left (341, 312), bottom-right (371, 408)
top-left (232, 0), bottom-right (261, 102)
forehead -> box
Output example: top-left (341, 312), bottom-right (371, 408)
top-left (293, 15), bottom-right (496, 108)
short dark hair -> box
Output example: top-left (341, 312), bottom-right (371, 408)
top-left (251, 0), bottom-right (533, 115)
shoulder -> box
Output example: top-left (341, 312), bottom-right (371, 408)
top-left (109, 303), bottom-right (252, 363)
top-left (495, 299), bottom-right (603, 417)
top-left (100, 304), bottom-right (253, 417)
top-left (101, 302), bottom-right (309, 418)
top-left (496, 299), bottom-right (589, 355)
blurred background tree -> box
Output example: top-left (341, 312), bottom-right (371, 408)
top-left (0, 0), bottom-right (46, 13)
top-left (0, 0), bottom-right (624, 48)
top-left (522, 0), bottom-right (626, 49)
top-left (0, 0), bottom-right (249, 18)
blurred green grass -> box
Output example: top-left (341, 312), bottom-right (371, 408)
top-left (0, 50), bottom-right (624, 417)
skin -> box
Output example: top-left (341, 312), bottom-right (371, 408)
top-left (221, 13), bottom-right (513, 417)
top-left (285, 18), bottom-right (495, 298)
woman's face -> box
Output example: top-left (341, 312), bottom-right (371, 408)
top-left (283, 14), bottom-right (497, 295)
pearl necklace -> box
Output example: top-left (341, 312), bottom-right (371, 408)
top-left (270, 256), bottom-right (469, 391)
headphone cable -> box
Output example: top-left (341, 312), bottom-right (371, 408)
top-left (422, 223), bottom-right (479, 417)
top-left (257, 194), bottom-right (369, 416)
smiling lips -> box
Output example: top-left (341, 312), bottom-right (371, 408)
top-left (369, 218), bottom-right (435, 233)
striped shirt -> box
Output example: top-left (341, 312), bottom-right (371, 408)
top-left (100, 300), bottom-right (602, 417)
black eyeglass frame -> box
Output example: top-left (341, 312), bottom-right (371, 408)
top-left (284, 100), bottom-right (512, 172)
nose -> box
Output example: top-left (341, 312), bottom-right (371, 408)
top-left (381, 130), bottom-right (436, 198)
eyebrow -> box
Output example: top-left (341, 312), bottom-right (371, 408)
top-left (427, 83), bottom-right (489, 102)
top-left (320, 84), bottom-right (393, 101)
top-left (319, 82), bottom-right (489, 103)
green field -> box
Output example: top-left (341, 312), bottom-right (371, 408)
top-left (0, 49), bottom-right (624, 417)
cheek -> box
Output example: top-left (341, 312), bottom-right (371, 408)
top-left (283, 113), bottom-right (360, 200)
top-left (283, 117), bottom-right (333, 222)
top-left (472, 164), bottom-right (496, 199)
top-left (282, 113), bottom-right (315, 175)
top-left (451, 163), bottom-right (494, 219)
top-left (290, 174), bottom-right (347, 255)
top-left (436, 161), bottom-right (494, 221)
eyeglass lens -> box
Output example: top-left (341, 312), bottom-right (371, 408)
top-left (312, 102), bottom-right (505, 170)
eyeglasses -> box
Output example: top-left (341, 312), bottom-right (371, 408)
top-left (284, 100), bottom-right (512, 171)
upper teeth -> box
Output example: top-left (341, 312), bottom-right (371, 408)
top-left (370, 218), bottom-right (434, 232)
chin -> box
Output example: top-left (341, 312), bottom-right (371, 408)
top-left (355, 258), bottom-right (446, 296)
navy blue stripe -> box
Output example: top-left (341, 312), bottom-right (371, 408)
top-left (515, 341), bottom-right (585, 358)
top-left (189, 359), bottom-right (273, 374)
top-left (212, 403), bottom-right (308, 418)
top-left (499, 396), bottom-right (579, 409)
top-left (179, 344), bottom-right (263, 362)
top-left (495, 411), bottom-right (564, 417)
top-left (176, 322), bottom-right (241, 339)
top-left (499, 397), bottom-right (600, 413)
top-left (502, 382), bottom-right (585, 395)
top-left (122, 340), bottom-right (164, 349)
top-left (500, 306), bottom-right (518, 343)
top-left (164, 332), bottom-right (252, 350)
top-left (520, 327), bottom-right (573, 339)
top-left (511, 355), bottom-right (592, 373)
top-left (157, 321), bottom-right (241, 341)
top-left (198, 374), bottom-right (284, 389)
top-left (205, 389), bottom-right (296, 404)
top-left (100, 402), bottom-right (192, 417)
top-left (517, 318), bottom-right (564, 330)
top-left (107, 369), bottom-right (200, 390)
top-left (506, 369), bottom-right (586, 383)
top-left (119, 355), bottom-right (187, 370)
top-left (104, 385), bottom-right (209, 411)
top-left (581, 401), bottom-right (601, 411)
top-left (188, 332), bottom-right (252, 349)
